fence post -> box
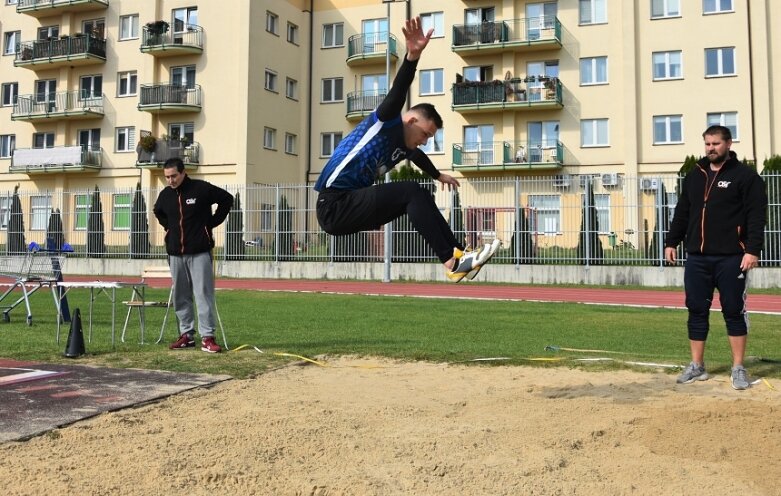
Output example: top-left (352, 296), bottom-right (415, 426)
top-left (514, 177), bottom-right (521, 266)
top-left (274, 184), bottom-right (280, 263)
top-left (382, 172), bottom-right (391, 282)
top-left (584, 176), bottom-right (591, 269)
top-left (655, 184), bottom-right (665, 269)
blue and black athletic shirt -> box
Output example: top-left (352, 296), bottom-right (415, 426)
top-left (314, 56), bottom-right (440, 192)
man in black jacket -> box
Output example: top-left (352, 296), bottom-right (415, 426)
top-left (664, 125), bottom-right (767, 390)
top-left (153, 158), bottom-right (233, 353)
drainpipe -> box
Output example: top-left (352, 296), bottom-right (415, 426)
top-left (746, 0), bottom-right (756, 163)
top-left (304, 0), bottom-right (314, 231)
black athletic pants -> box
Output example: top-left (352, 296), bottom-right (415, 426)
top-left (316, 182), bottom-right (462, 263)
top-left (684, 253), bottom-right (748, 341)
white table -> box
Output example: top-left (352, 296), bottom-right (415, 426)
top-left (56, 281), bottom-right (148, 346)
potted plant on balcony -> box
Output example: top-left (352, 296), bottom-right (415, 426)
top-left (543, 77), bottom-right (558, 99)
top-left (146, 20), bottom-right (169, 45)
top-left (137, 134), bottom-right (157, 162)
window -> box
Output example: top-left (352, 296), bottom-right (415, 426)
top-left (323, 23), bottom-right (343, 48)
top-left (82, 18), bottom-right (105, 39)
top-left (171, 65), bottom-right (196, 88)
top-left (1, 82), bottom-right (18, 106)
top-left (30, 196), bottom-right (51, 231)
top-left (286, 78), bottom-right (298, 100)
top-left (653, 115), bottom-right (683, 144)
top-left (6, 0), bottom-right (19, 5)
top-left (652, 0), bottom-right (680, 18)
top-left (285, 133), bottom-right (297, 155)
top-left (172, 7), bottom-right (197, 42)
top-left (116, 126), bottom-right (135, 152)
top-left (579, 0), bottom-right (607, 24)
top-left (74, 194), bottom-right (89, 231)
top-left (35, 79), bottom-right (56, 110)
top-left (287, 22), bottom-right (299, 44)
top-left (703, 0), bottom-right (732, 14)
top-left (263, 127), bottom-right (276, 150)
top-left (33, 132), bottom-right (54, 149)
top-left (322, 78), bottom-right (343, 102)
top-left (0, 135), bottom-right (15, 158)
top-left (528, 195), bottom-right (561, 234)
top-left (117, 71), bottom-right (137, 96)
top-left (119, 15), bottom-right (139, 40)
top-left (581, 119), bottom-right (609, 147)
top-left (168, 122), bottom-right (194, 145)
top-left (707, 112), bottom-right (738, 140)
top-left (4, 31), bottom-right (20, 56)
top-left (321, 132), bottom-right (343, 156)
top-left (705, 47), bottom-right (735, 77)
top-left (111, 193), bottom-right (131, 231)
top-left (264, 69), bottom-right (278, 92)
top-left (80, 75), bottom-right (102, 99)
top-left (260, 203), bottom-right (273, 232)
top-left (463, 125), bottom-right (495, 165)
top-left (266, 11), bottom-right (279, 35)
top-left (38, 26), bottom-right (59, 40)
top-left (0, 196), bottom-right (9, 230)
top-left (419, 69), bottom-right (444, 95)
top-left (463, 65), bottom-right (493, 82)
top-left (652, 51), bottom-right (682, 80)
top-left (419, 129), bottom-right (444, 155)
top-left (580, 57), bottom-right (608, 85)
top-left (593, 194), bottom-right (611, 233)
top-left (420, 12), bottom-right (445, 37)
top-left (78, 128), bottom-right (101, 151)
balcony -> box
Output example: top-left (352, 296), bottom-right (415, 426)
top-left (452, 16), bottom-right (562, 55)
top-left (452, 140), bottom-right (563, 172)
top-left (11, 91), bottom-right (104, 121)
top-left (136, 139), bottom-right (200, 169)
top-left (137, 84), bottom-right (202, 113)
top-left (140, 22), bottom-right (204, 57)
top-left (346, 90), bottom-right (386, 121)
top-left (452, 77), bottom-right (563, 113)
top-left (10, 146), bottom-right (102, 174)
top-left (16, 0), bottom-right (108, 17)
top-left (14, 34), bottom-right (106, 69)
top-left (346, 32), bottom-right (398, 67)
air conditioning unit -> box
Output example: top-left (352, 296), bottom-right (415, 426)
top-left (601, 173), bottom-right (619, 187)
top-left (553, 174), bottom-right (571, 188)
top-left (641, 177), bottom-right (659, 191)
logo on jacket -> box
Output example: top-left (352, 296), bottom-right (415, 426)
top-left (186, 198), bottom-right (196, 205)
top-left (391, 148), bottom-right (405, 162)
top-left (717, 181), bottom-right (731, 188)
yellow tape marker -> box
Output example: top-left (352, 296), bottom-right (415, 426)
top-left (273, 352), bottom-right (330, 367)
top-left (763, 378), bottom-right (776, 391)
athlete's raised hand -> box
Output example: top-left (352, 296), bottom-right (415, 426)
top-left (402, 16), bottom-right (433, 61)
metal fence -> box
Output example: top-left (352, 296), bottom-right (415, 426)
top-left (1, 174), bottom-right (779, 266)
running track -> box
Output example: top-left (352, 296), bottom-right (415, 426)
top-left (69, 276), bottom-right (781, 315)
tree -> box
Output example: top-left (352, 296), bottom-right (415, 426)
top-left (130, 182), bottom-right (151, 259)
top-left (277, 194), bottom-right (294, 261)
top-left (577, 178), bottom-right (603, 264)
top-left (510, 205), bottom-right (534, 264)
top-left (676, 155), bottom-right (699, 195)
top-left (390, 164), bottom-right (436, 262)
top-left (648, 181), bottom-right (669, 264)
top-left (225, 191), bottom-right (245, 260)
top-left (7, 184), bottom-right (26, 255)
top-left (760, 155), bottom-right (781, 266)
top-left (87, 185), bottom-right (106, 258)
top-left (45, 208), bottom-right (65, 251)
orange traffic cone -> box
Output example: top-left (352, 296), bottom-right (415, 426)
top-left (64, 308), bottom-right (86, 358)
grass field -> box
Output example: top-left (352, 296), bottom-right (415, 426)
top-left (2, 287), bottom-right (780, 380)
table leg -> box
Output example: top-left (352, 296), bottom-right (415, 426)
top-left (140, 286), bottom-right (146, 344)
top-left (89, 288), bottom-right (94, 343)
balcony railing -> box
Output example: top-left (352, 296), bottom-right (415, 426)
top-left (141, 23), bottom-right (204, 55)
top-left (452, 140), bottom-right (562, 170)
top-left (11, 90), bottom-right (104, 121)
top-left (452, 16), bottom-right (561, 53)
top-left (452, 77), bottom-right (563, 112)
top-left (346, 90), bottom-right (386, 121)
top-left (136, 139), bottom-right (200, 167)
top-left (14, 34), bottom-right (106, 67)
top-left (347, 32), bottom-right (398, 65)
top-left (137, 84), bottom-right (202, 113)
top-left (10, 145), bottom-right (102, 173)
top-left (16, 0), bottom-right (108, 16)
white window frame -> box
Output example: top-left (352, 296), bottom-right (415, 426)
top-left (703, 0), bottom-right (733, 15)
top-left (286, 78), bottom-right (298, 100)
top-left (287, 22), bottom-right (299, 44)
top-left (2, 82), bottom-right (18, 106)
top-left (0, 135), bottom-right (15, 158)
top-left (707, 112), bottom-right (738, 141)
top-left (653, 115), bottom-right (683, 144)
top-left (528, 195), bottom-right (562, 235)
top-left (4, 31), bottom-right (20, 56)
top-left (321, 77), bottom-right (343, 103)
top-left (264, 69), bottom-right (278, 92)
top-left (266, 11), bottom-right (279, 35)
top-left (33, 132), bottom-right (54, 149)
top-left (0, 196), bottom-right (10, 230)
top-left (112, 193), bottom-right (132, 231)
top-left (30, 195), bottom-right (51, 231)
top-left (119, 14), bottom-right (139, 40)
top-left (116, 126), bottom-right (135, 152)
top-left (285, 133), bottom-right (297, 155)
top-left (117, 71), bottom-right (137, 97)
top-left (579, 0), bottom-right (607, 25)
top-left (705, 47), bottom-right (736, 77)
top-left (74, 194), bottom-right (89, 231)
top-left (168, 122), bottom-right (194, 146)
top-left (594, 194), bottom-right (611, 234)
top-left (263, 127), bottom-right (276, 150)
top-left (580, 56), bottom-right (608, 85)
top-left (419, 129), bottom-right (444, 155)
top-left (321, 132), bottom-right (342, 157)
top-left (652, 51), bottom-right (682, 80)
top-left (322, 23), bottom-right (344, 48)
top-left (581, 119), bottom-right (609, 147)
top-left (419, 69), bottom-right (444, 95)
top-left (651, 0), bottom-right (680, 18)
top-left (420, 12), bottom-right (445, 38)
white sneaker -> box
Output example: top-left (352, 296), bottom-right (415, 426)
top-left (446, 239), bottom-right (501, 283)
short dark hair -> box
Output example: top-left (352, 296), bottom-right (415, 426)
top-left (703, 125), bottom-right (732, 141)
top-left (163, 157), bottom-right (185, 172)
top-left (410, 103), bottom-right (443, 129)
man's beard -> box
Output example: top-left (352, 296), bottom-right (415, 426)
top-left (707, 151), bottom-right (729, 164)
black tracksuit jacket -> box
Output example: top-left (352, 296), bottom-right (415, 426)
top-left (665, 152), bottom-right (767, 256)
top-left (153, 175), bottom-right (234, 256)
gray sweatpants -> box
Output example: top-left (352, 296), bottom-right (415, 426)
top-left (168, 252), bottom-right (217, 338)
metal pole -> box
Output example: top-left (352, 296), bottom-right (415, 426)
top-left (382, 1), bottom-right (392, 283)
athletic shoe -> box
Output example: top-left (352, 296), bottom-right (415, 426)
top-left (676, 362), bottom-right (709, 384)
top-left (730, 365), bottom-right (750, 390)
top-left (446, 239), bottom-right (501, 283)
top-left (201, 337), bottom-right (222, 353)
top-left (169, 332), bottom-right (195, 350)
